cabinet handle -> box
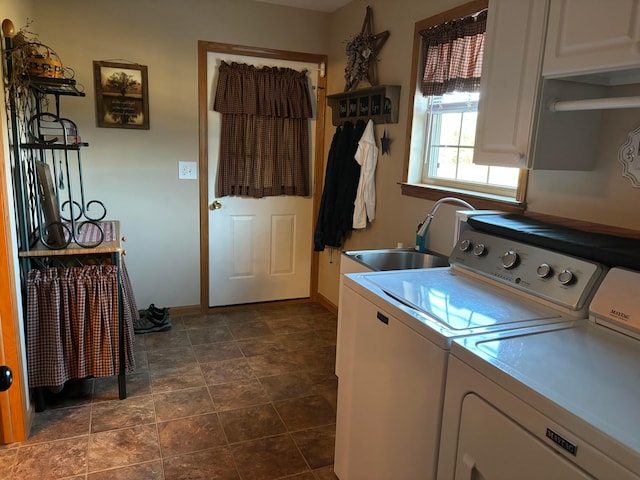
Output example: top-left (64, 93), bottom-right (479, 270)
top-left (376, 312), bottom-right (389, 325)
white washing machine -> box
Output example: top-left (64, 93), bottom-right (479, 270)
top-left (437, 267), bottom-right (640, 480)
top-left (334, 226), bottom-right (606, 480)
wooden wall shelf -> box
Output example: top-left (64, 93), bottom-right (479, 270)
top-left (327, 85), bottom-right (400, 126)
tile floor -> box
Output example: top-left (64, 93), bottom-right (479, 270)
top-left (0, 302), bottom-right (339, 480)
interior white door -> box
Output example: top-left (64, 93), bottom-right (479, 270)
top-left (207, 53), bottom-right (317, 307)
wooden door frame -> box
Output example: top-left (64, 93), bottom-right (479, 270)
top-left (0, 123), bottom-right (29, 443)
top-left (197, 41), bottom-right (327, 312)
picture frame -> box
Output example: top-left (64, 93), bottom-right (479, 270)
top-left (93, 61), bottom-right (149, 129)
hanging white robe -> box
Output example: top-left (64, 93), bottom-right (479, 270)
top-left (353, 119), bottom-right (378, 229)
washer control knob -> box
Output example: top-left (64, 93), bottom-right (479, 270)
top-left (459, 239), bottom-right (472, 252)
top-left (558, 269), bottom-right (575, 285)
top-left (501, 250), bottom-right (519, 269)
top-left (472, 243), bottom-right (486, 256)
top-left (536, 263), bottom-right (553, 278)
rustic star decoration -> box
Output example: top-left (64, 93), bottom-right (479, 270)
top-left (344, 6), bottom-right (389, 92)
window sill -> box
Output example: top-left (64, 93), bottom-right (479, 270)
top-left (400, 182), bottom-right (526, 214)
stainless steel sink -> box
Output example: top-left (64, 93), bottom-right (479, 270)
top-left (343, 248), bottom-right (449, 271)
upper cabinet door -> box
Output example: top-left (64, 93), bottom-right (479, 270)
top-left (473, 0), bottom-right (549, 168)
top-left (544, 0), bottom-right (640, 77)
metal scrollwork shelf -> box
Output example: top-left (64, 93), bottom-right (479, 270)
top-left (22, 111), bottom-right (108, 250)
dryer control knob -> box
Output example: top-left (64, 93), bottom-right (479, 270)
top-left (536, 263), bottom-right (553, 278)
top-left (558, 269), bottom-right (574, 285)
top-left (472, 243), bottom-right (486, 256)
top-left (459, 239), bottom-right (472, 252)
top-left (501, 250), bottom-right (519, 269)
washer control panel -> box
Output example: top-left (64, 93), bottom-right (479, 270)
top-left (449, 230), bottom-right (606, 311)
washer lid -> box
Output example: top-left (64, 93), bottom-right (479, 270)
top-left (364, 269), bottom-right (561, 331)
top-left (453, 322), bottom-right (640, 465)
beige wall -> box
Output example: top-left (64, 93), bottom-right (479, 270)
top-left (6, 0), bottom-right (640, 309)
top-left (20, 0), bottom-right (329, 309)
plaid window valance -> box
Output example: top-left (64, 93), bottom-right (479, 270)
top-left (419, 10), bottom-right (487, 97)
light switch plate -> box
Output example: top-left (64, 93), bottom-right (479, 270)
top-left (178, 161), bottom-right (197, 180)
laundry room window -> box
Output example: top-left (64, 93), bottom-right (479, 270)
top-left (402, 0), bottom-right (526, 209)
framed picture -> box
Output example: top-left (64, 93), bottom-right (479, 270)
top-left (93, 61), bottom-right (149, 129)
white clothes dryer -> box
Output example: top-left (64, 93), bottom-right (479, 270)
top-left (437, 267), bottom-right (640, 480)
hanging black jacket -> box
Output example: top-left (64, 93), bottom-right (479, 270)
top-left (314, 119), bottom-right (366, 251)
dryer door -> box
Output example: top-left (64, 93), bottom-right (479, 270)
top-left (455, 394), bottom-right (594, 480)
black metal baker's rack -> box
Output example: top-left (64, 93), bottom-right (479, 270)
top-left (3, 32), bottom-right (107, 254)
top-left (3, 22), bottom-right (130, 409)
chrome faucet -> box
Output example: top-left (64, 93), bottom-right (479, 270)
top-left (416, 197), bottom-right (475, 239)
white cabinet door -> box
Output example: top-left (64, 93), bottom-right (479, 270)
top-left (544, 0), bottom-right (640, 77)
top-left (334, 285), bottom-right (447, 480)
top-left (473, 0), bottom-right (548, 168)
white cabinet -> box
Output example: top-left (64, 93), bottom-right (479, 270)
top-left (532, 1), bottom-right (640, 171)
top-left (473, 0), bottom-right (549, 168)
top-left (543, 0), bottom-right (640, 78)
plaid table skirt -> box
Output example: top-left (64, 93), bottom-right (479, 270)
top-left (26, 260), bottom-right (136, 389)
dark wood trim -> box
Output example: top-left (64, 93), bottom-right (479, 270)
top-left (516, 169), bottom-right (529, 203)
top-left (197, 41), bottom-right (209, 315)
top-left (400, 182), bottom-right (526, 214)
top-left (166, 305), bottom-right (202, 317)
top-left (0, 120), bottom-right (29, 443)
top-left (414, 0), bottom-right (488, 32)
top-left (316, 293), bottom-right (338, 316)
top-left (523, 212), bottom-right (640, 239)
top-left (311, 63), bottom-right (328, 303)
top-left (197, 41), bottom-right (327, 312)
top-left (204, 297), bottom-right (332, 314)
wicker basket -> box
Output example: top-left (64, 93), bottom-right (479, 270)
top-left (25, 43), bottom-right (64, 79)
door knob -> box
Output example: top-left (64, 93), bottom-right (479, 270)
top-left (209, 200), bottom-right (223, 210)
top-left (0, 366), bottom-right (13, 391)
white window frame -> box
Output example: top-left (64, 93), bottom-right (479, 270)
top-left (417, 92), bottom-right (519, 197)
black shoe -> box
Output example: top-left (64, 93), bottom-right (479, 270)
top-left (148, 303), bottom-right (169, 316)
top-left (138, 309), bottom-right (170, 324)
top-left (134, 314), bottom-right (171, 334)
